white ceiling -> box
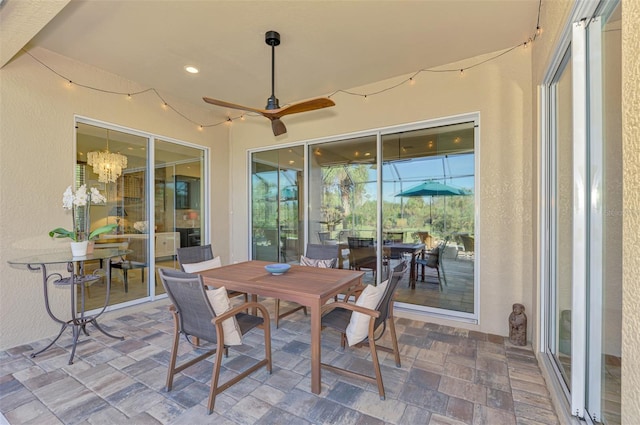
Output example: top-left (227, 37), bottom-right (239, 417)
top-left (3, 0), bottom-right (540, 122)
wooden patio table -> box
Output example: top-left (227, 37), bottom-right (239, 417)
top-left (197, 260), bottom-right (364, 394)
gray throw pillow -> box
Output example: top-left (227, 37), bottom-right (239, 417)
top-left (300, 256), bottom-right (337, 268)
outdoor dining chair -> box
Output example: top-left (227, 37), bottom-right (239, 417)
top-left (415, 237), bottom-right (448, 290)
top-left (177, 244), bottom-right (247, 302)
top-left (320, 260), bottom-right (409, 400)
top-left (158, 268), bottom-right (272, 414)
top-left (347, 237), bottom-right (379, 276)
top-left (274, 243), bottom-right (340, 328)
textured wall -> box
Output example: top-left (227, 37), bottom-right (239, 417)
top-left (227, 48), bottom-right (534, 337)
top-left (0, 47), bottom-right (229, 349)
top-left (622, 0), bottom-right (640, 419)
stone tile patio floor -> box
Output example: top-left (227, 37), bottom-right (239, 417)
top-left (0, 299), bottom-right (559, 425)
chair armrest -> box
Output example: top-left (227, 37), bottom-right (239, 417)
top-left (342, 284), bottom-right (366, 301)
top-left (212, 301), bottom-right (270, 324)
top-left (321, 300), bottom-right (381, 318)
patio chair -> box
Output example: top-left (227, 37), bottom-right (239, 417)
top-left (320, 260), bottom-right (409, 400)
top-left (459, 234), bottom-right (475, 260)
top-left (274, 243), bottom-right (340, 328)
top-left (158, 268), bottom-right (271, 414)
top-left (177, 244), bottom-right (247, 302)
top-left (348, 237), bottom-right (384, 278)
top-left (415, 238), bottom-right (448, 290)
top-left (318, 231), bottom-right (337, 245)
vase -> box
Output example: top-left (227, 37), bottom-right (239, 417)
top-left (86, 241), bottom-right (95, 254)
top-left (70, 241), bottom-right (89, 257)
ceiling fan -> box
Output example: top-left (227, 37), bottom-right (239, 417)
top-left (203, 30), bottom-right (335, 136)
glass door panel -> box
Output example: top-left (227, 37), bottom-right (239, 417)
top-left (550, 50), bottom-right (573, 390)
top-left (587, 3), bottom-right (622, 423)
top-left (251, 147), bottom-right (304, 263)
top-left (382, 123), bottom-right (475, 313)
top-left (155, 140), bottom-right (205, 291)
top-left (308, 136), bottom-right (378, 277)
top-left (76, 122), bottom-right (149, 309)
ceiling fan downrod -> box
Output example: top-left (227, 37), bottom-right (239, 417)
top-left (265, 30), bottom-right (280, 110)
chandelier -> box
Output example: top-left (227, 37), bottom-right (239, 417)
top-left (87, 130), bottom-right (128, 183)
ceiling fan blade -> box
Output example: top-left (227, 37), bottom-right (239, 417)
top-left (266, 97), bottom-right (335, 119)
top-left (271, 118), bottom-right (287, 136)
top-left (203, 32), bottom-right (336, 136)
top-left (203, 97), bottom-right (266, 115)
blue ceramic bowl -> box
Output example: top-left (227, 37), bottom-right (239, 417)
top-left (265, 263), bottom-right (291, 275)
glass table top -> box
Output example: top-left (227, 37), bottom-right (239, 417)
top-left (7, 248), bottom-right (130, 266)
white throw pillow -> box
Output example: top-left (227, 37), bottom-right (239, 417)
top-left (205, 286), bottom-right (242, 346)
top-left (345, 279), bottom-right (389, 346)
top-left (300, 255), bottom-right (337, 268)
top-left (182, 256), bottom-right (222, 273)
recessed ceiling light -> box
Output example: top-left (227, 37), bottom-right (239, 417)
top-left (184, 66), bottom-right (199, 74)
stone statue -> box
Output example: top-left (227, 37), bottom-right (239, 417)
top-left (509, 303), bottom-right (527, 346)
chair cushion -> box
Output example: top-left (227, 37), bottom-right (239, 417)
top-left (300, 256), bottom-right (337, 268)
top-left (345, 279), bottom-right (388, 346)
top-left (205, 286), bottom-right (242, 346)
top-left (182, 256), bottom-right (222, 273)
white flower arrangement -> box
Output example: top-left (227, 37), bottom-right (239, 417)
top-left (49, 185), bottom-right (116, 241)
top-left (133, 221), bottom-right (149, 234)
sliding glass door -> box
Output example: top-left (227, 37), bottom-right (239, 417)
top-left (76, 119), bottom-right (207, 310)
top-left (250, 116), bottom-right (478, 319)
top-left (543, 1), bottom-right (621, 422)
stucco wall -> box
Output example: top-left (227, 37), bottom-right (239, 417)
top-left (621, 0), bottom-right (640, 419)
top-left (226, 48), bottom-right (533, 337)
top-left (0, 47), bottom-right (230, 349)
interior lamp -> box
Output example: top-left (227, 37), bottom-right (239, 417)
top-left (87, 129), bottom-right (128, 183)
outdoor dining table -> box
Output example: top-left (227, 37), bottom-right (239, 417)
top-left (337, 241), bottom-right (424, 285)
top-left (197, 260), bottom-right (364, 394)
top-left (7, 248), bottom-right (129, 364)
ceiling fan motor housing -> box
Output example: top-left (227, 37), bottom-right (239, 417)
top-left (265, 30), bottom-right (281, 110)
top-left (265, 30), bottom-right (280, 46)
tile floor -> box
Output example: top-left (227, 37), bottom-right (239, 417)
top-left (0, 298), bottom-right (559, 425)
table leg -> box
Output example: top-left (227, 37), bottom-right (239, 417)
top-left (310, 301), bottom-right (322, 394)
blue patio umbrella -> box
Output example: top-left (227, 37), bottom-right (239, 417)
top-left (395, 181), bottom-right (466, 230)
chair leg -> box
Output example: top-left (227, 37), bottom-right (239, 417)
top-left (368, 335), bottom-right (385, 400)
top-left (388, 311), bottom-right (401, 368)
top-left (207, 339), bottom-right (225, 414)
top-left (275, 299), bottom-right (280, 328)
top-left (166, 313), bottom-right (181, 391)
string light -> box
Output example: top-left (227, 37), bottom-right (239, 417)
top-left (21, 0), bottom-right (542, 130)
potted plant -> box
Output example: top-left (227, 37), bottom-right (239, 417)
top-left (49, 185), bottom-right (117, 256)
